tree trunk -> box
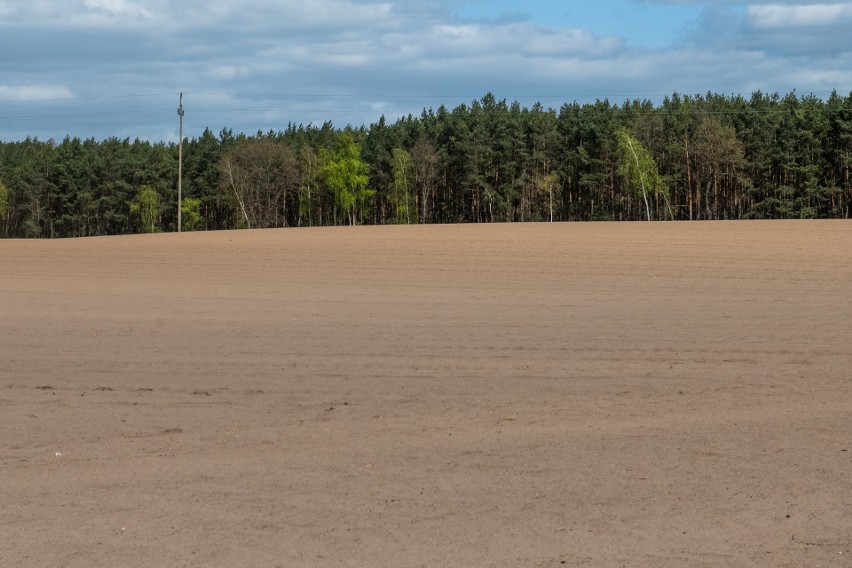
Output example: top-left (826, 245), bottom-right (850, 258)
top-left (686, 135), bottom-right (693, 220)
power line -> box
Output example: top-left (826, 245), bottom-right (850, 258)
top-left (0, 93), bottom-right (176, 104)
top-left (4, 106), bottom-right (852, 123)
top-left (4, 89), bottom-right (848, 106)
top-left (3, 92), bottom-right (852, 129)
top-left (0, 109), bottom-right (174, 121)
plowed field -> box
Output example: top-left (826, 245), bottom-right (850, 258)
top-left (2, 221), bottom-right (850, 567)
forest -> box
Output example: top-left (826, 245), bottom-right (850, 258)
top-left (1, 90), bottom-right (851, 238)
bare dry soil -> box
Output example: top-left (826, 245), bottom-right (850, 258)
top-left (1, 221), bottom-right (851, 567)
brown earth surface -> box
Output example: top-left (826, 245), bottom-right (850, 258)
top-left (1, 221), bottom-right (851, 567)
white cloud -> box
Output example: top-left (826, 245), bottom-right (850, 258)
top-left (424, 22), bottom-right (621, 58)
top-left (2, 0), bottom-right (852, 141)
top-left (83, 0), bottom-right (152, 18)
top-left (747, 3), bottom-right (852, 27)
top-left (207, 66), bottom-right (251, 80)
top-left (680, 2), bottom-right (852, 57)
top-left (0, 84), bottom-right (73, 101)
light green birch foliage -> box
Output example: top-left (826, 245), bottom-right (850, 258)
top-left (319, 135), bottom-right (374, 225)
top-left (616, 127), bottom-right (670, 220)
top-left (129, 184), bottom-right (160, 233)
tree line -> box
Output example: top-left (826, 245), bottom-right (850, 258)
top-left (1, 90), bottom-right (851, 237)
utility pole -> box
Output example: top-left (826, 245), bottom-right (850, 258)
top-left (177, 92), bottom-right (184, 232)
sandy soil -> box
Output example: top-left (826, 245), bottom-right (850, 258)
top-left (1, 221), bottom-right (851, 567)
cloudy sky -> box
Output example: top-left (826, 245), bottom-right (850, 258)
top-left (1, 0), bottom-right (851, 142)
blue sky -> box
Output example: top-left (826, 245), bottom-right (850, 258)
top-left (1, 0), bottom-right (851, 142)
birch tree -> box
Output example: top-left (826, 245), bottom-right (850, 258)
top-left (616, 127), bottom-right (671, 220)
top-left (319, 135), bottom-right (373, 225)
top-left (129, 184), bottom-right (160, 233)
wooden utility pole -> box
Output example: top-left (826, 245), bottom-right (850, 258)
top-left (177, 92), bottom-right (184, 232)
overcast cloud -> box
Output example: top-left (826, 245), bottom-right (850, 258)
top-left (1, 0), bottom-right (851, 141)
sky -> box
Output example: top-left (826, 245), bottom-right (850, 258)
top-left (1, 0), bottom-right (851, 142)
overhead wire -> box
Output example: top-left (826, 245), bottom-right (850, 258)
top-left (3, 88), bottom-right (848, 105)
top-left (2, 90), bottom-right (852, 123)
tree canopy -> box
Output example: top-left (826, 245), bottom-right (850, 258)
top-left (1, 90), bottom-right (851, 238)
